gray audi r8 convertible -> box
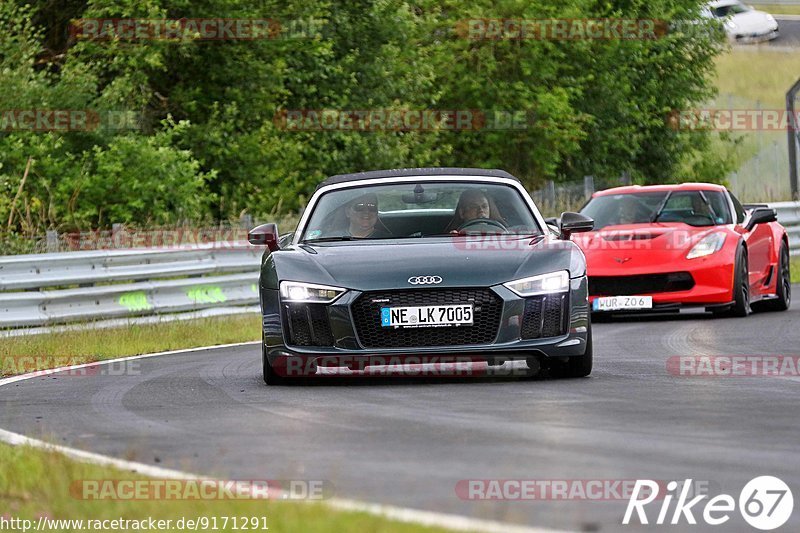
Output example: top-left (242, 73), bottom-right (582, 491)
top-left (249, 168), bottom-right (594, 384)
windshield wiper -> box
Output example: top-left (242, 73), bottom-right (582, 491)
top-left (697, 190), bottom-right (719, 222)
top-left (650, 192), bottom-right (673, 223)
top-left (301, 236), bottom-right (360, 243)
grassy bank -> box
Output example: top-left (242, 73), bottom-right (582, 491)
top-left (792, 256), bottom-right (800, 284)
top-left (710, 48), bottom-right (800, 201)
top-left (714, 49), bottom-right (800, 108)
top-left (751, 3), bottom-right (800, 15)
top-left (1, 314), bottom-right (261, 377)
top-left (0, 443), bottom-right (445, 533)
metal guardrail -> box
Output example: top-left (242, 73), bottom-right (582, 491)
top-left (0, 203), bottom-right (798, 330)
top-left (771, 201), bottom-right (800, 255)
top-left (0, 243), bottom-right (261, 328)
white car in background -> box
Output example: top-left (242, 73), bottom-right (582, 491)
top-left (704, 1), bottom-right (779, 43)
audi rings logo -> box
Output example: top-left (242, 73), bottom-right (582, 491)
top-left (408, 275), bottom-right (443, 285)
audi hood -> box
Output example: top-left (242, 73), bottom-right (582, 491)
top-left (263, 236), bottom-right (584, 291)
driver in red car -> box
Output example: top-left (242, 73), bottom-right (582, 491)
top-left (447, 189), bottom-right (506, 233)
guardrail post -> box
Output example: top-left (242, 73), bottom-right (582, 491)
top-left (619, 171), bottom-right (631, 185)
top-left (786, 77), bottom-right (800, 200)
top-left (583, 176), bottom-right (594, 198)
top-left (45, 230), bottom-right (59, 253)
top-left (545, 180), bottom-right (556, 206)
top-left (112, 223), bottom-right (124, 249)
top-left (240, 214), bottom-right (253, 229)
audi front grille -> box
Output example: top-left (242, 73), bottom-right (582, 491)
top-left (351, 288), bottom-right (503, 349)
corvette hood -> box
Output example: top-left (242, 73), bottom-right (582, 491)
top-left (572, 223), bottom-right (724, 275)
top-left (268, 237), bottom-right (581, 291)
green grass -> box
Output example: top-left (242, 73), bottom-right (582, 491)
top-left (792, 256), bottom-right (800, 284)
top-left (709, 48), bottom-right (800, 201)
top-left (751, 3), bottom-right (800, 15)
top-left (714, 49), bottom-right (800, 109)
top-left (0, 443), bottom-right (447, 533)
top-left (1, 314), bottom-right (261, 377)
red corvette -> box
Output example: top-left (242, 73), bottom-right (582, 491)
top-left (573, 183), bottom-right (791, 316)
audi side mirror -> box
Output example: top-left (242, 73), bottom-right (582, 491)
top-left (559, 212), bottom-right (594, 240)
top-left (249, 223), bottom-right (280, 251)
top-left (745, 207), bottom-right (777, 232)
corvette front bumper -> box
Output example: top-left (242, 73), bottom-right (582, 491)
top-left (588, 254), bottom-right (736, 310)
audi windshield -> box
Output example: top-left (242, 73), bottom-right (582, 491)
top-left (299, 181), bottom-right (543, 242)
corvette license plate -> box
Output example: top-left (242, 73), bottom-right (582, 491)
top-left (592, 296), bottom-right (653, 311)
top-left (381, 304), bottom-right (473, 328)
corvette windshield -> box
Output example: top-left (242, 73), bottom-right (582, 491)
top-left (581, 190), bottom-right (731, 230)
top-left (299, 181), bottom-right (542, 242)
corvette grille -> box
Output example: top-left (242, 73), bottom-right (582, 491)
top-left (589, 272), bottom-right (695, 297)
top-left (521, 294), bottom-right (569, 339)
top-left (351, 288), bottom-right (502, 348)
top-left (284, 303), bottom-right (334, 347)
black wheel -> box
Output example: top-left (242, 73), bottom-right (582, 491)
top-left (551, 322), bottom-right (593, 378)
top-left (758, 241), bottom-right (791, 312)
top-left (727, 246), bottom-right (751, 318)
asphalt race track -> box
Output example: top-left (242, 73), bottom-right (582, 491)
top-left (2, 293), bottom-right (799, 532)
top-left (771, 17), bottom-right (800, 47)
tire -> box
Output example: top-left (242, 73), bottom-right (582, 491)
top-left (727, 246), bottom-right (751, 317)
top-left (553, 322), bottom-right (593, 378)
top-left (759, 241), bottom-right (791, 312)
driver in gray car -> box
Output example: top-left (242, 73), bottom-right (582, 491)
top-left (446, 189), bottom-right (506, 233)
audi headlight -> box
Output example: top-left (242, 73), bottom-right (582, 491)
top-left (686, 232), bottom-right (726, 259)
top-left (725, 19), bottom-right (737, 30)
top-left (504, 271), bottom-right (569, 297)
top-left (279, 281), bottom-right (347, 303)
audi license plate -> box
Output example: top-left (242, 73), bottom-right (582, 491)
top-left (381, 304), bottom-right (473, 328)
top-left (592, 296), bottom-right (653, 311)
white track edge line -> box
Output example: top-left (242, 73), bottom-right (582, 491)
top-left (0, 343), bottom-right (570, 533)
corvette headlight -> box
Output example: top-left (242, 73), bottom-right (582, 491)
top-left (504, 271), bottom-right (569, 297)
top-left (279, 281), bottom-right (347, 303)
top-left (686, 232), bottom-right (726, 259)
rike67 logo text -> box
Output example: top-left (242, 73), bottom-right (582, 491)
top-left (623, 477), bottom-right (793, 530)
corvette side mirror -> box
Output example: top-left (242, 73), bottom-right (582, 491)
top-left (249, 223), bottom-right (280, 251)
top-left (745, 207), bottom-right (776, 232)
top-left (559, 212), bottom-right (593, 240)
